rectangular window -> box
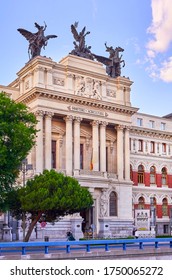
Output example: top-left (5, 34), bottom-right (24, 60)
top-left (138, 139), bottom-right (143, 151)
top-left (161, 122), bottom-right (166, 130)
top-left (163, 225), bottom-right (168, 234)
top-left (52, 140), bottom-right (56, 169)
top-left (150, 141), bottom-right (155, 153)
top-left (80, 144), bottom-right (84, 169)
top-left (162, 143), bottom-right (166, 154)
top-left (133, 139), bottom-right (136, 150)
top-left (137, 118), bottom-right (143, 126)
top-left (149, 120), bottom-right (155, 128)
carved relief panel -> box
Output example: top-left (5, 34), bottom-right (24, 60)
top-left (75, 75), bottom-right (102, 100)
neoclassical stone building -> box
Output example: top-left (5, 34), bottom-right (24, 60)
top-left (131, 112), bottom-right (172, 235)
top-left (0, 54), bottom-right (172, 239)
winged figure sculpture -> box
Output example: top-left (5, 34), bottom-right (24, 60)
top-left (17, 22), bottom-right (57, 60)
top-left (70, 22), bottom-right (94, 60)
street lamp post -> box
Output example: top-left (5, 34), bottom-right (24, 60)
top-left (19, 158), bottom-right (33, 241)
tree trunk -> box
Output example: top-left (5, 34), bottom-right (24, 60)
top-left (24, 211), bottom-right (43, 242)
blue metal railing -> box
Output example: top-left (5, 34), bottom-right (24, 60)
top-left (0, 238), bottom-right (172, 256)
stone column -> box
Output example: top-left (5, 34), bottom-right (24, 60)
top-left (65, 116), bottom-right (73, 176)
top-left (45, 111), bottom-right (54, 170)
top-left (116, 125), bottom-right (124, 180)
top-left (74, 117), bottom-right (82, 174)
top-left (124, 126), bottom-right (130, 180)
top-left (35, 110), bottom-right (44, 173)
top-left (91, 120), bottom-right (99, 171)
top-left (100, 122), bottom-right (108, 172)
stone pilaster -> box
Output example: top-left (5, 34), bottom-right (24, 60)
top-left (46, 69), bottom-right (53, 89)
top-left (45, 111), bottom-right (54, 170)
top-left (34, 67), bottom-right (45, 87)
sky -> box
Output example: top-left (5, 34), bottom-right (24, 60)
top-left (0, 0), bottom-right (172, 117)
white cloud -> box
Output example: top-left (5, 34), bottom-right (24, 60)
top-left (160, 57), bottom-right (172, 82)
top-left (146, 0), bottom-right (172, 82)
top-left (147, 0), bottom-right (172, 55)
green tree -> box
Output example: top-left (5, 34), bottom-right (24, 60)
top-left (8, 169), bottom-right (93, 241)
top-left (0, 92), bottom-right (37, 201)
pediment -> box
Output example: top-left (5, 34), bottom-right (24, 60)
top-left (106, 132), bottom-right (116, 142)
top-left (80, 128), bottom-right (92, 139)
top-left (52, 125), bottom-right (65, 135)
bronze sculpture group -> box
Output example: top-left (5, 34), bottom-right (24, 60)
top-left (17, 21), bottom-right (125, 78)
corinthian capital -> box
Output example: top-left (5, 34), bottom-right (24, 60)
top-left (35, 110), bottom-right (44, 117)
top-left (64, 115), bottom-right (73, 122)
top-left (116, 124), bottom-right (125, 131)
top-left (90, 120), bottom-right (100, 127)
top-left (45, 111), bottom-right (54, 118)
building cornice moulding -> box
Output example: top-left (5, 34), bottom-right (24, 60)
top-left (16, 87), bottom-right (138, 116)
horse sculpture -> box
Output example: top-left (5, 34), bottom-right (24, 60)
top-left (94, 43), bottom-right (125, 78)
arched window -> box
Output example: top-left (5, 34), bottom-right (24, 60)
top-left (150, 166), bottom-right (156, 184)
top-left (161, 167), bottom-right (167, 185)
top-left (109, 192), bottom-right (117, 216)
top-left (162, 198), bottom-right (168, 216)
top-left (138, 164), bottom-right (144, 184)
top-left (138, 196), bottom-right (145, 209)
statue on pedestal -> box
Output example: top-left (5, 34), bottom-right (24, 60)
top-left (17, 22), bottom-right (57, 60)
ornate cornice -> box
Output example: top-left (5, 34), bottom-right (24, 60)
top-left (130, 126), bottom-right (172, 140)
top-left (16, 87), bottom-right (138, 116)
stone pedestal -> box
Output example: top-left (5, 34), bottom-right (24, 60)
top-left (70, 214), bottom-right (84, 240)
top-left (2, 224), bottom-right (12, 241)
top-left (150, 226), bottom-right (156, 237)
top-left (16, 220), bottom-right (23, 241)
top-left (99, 218), bottom-right (111, 238)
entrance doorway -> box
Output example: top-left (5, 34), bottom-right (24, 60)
top-left (80, 207), bottom-right (94, 233)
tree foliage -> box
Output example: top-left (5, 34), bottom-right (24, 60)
top-left (0, 92), bottom-right (37, 196)
top-left (7, 170), bottom-right (93, 241)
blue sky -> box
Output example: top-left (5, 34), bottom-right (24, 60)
top-left (1, 0), bottom-right (172, 117)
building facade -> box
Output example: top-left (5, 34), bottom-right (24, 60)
top-left (0, 55), bottom-right (172, 240)
top-left (131, 112), bottom-right (172, 235)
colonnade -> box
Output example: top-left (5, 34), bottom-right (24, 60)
top-left (34, 111), bottom-right (131, 180)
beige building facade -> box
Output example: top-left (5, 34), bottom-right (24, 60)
top-left (0, 54), bottom-right (172, 240)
